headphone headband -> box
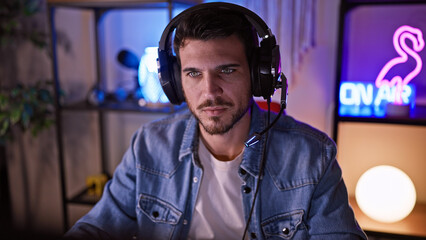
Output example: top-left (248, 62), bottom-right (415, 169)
top-left (158, 2), bottom-right (274, 52)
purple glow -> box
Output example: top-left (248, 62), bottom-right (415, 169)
top-left (375, 25), bottom-right (424, 105)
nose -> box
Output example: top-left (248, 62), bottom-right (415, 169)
top-left (203, 72), bottom-right (223, 98)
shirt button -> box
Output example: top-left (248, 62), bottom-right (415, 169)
top-left (243, 186), bottom-right (251, 193)
top-left (282, 227), bottom-right (289, 235)
top-left (152, 211), bottom-right (159, 218)
top-left (193, 177), bottom-right (198, 183)
top-left (183, 219), bottom-right (188, 225)
top-left (250, 232), bottom-right (257, 239)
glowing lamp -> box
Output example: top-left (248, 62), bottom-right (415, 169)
top-left (355, 165), bottom-right (416, 223)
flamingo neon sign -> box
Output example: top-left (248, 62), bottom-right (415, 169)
top-left (375, 25), bottom-right (424, 105)
top-left (339, 25), bottom-right (424, 117)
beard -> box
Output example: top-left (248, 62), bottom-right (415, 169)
top-left (187, 96), bottom-right (251, 135)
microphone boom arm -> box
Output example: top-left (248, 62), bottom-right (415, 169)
top-left (245, 73), bottom-right (288, 147)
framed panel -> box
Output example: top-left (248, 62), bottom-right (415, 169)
top-left (335, 0), bottom-right (426, 128)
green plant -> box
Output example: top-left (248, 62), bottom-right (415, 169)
top-left (0, 0), bottom-right (58, 145)
top-left (0, 0), bottom-right (47, 48)
top-left (0, 81), bottom-right (55, 144)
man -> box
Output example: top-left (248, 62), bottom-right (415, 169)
top-left (65, 2), bottom-right (366, 240)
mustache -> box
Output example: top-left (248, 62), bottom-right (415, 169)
top-left (197, 97), bottom-right (233, 110)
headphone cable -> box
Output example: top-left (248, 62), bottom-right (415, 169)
top-left (242, 98), bottom-right (273, 240)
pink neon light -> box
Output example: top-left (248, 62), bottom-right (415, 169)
top-left (375, 25), bottom-right (424, 105)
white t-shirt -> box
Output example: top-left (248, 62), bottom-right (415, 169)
top-left (188, 139), bottom-right (246, 240)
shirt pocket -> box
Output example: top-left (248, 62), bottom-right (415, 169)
top-left (261, 210), bottom-right (305, 239)
top-left (138, 193), bottom-right (182, 224)
top-left (137, 194), bottom-right (183, 240)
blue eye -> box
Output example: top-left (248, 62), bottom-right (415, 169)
top-left (188, 72), bottom-right (201, 77)
top-left (221, 68), bottom-right (235, 74)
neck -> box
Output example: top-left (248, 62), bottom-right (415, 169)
top-left (200, 110), bottom-right (251, 162)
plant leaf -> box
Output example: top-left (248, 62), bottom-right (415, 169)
top-left (0, 120), bottom-right (10, 136)
top-left (10, 107), bottom-right (21, 124)
top-left (23, 102), bottom-right (34, 117)
top-left (23, 0), bottom-right (41, 16)
top-left (0, 94), bottom-right (8, 109)
top-left (21, 111), bottom-right (30, 129)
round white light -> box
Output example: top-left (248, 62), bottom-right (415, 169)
top-left (355, 165), bottom-right (416, 223)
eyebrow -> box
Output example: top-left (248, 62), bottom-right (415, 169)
top-left (182, 64), bottom-right (241, 72)
top-left (216, 64), bottom-right (240, 70)
top-left (182, 67), bottom-right (199, 73)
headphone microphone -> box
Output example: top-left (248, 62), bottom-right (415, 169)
top-left (244, 72), bottom-right (288, 147)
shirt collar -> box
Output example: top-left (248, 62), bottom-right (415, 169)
top-left (179, 103), bottom-right (268, 178)
top-left (240, 103), bottom-right (268, 178)
top-left (179, 113), bottom-right (199, 161)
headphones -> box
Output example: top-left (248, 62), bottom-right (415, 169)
top-left (157, 2), bottom-right (282, 105)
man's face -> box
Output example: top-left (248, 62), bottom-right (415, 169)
top-left (179, 34), bottom-right (252, 135)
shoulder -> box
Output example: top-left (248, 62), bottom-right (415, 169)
top-left (124, 108), bottom-right (197, 178)
top-left (130, 109), bottom-right (195, 163)
top-left (273, 114), bottom-right (336, 149)
top-left (265, 114), bottom-right (338, 184)
top-left (143, 108), bottom-right (192, 130)
top-left (134, 108), bottom-right (193, 141)
top-left (253, 104), bottom-right (335, 149)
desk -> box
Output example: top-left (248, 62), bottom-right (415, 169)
top-left (349, 197), bottom-right (426, 239)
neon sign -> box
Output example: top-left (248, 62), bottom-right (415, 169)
top-left (339, 25), bottom-right (424, 118)
top-left (340, 82), bottom-right (414, 106)
top-left (375, 25), bottom-right (424, 105)
top-left (339, 82), bottom-right (415, 117)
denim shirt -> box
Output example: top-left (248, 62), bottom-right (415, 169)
top-left (64, 104), bottom-right (367, 240)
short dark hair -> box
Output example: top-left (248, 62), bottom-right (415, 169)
top-left (173, 7), bottom-right (258, 62)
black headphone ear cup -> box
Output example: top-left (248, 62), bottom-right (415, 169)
top-left (158, 50), bottom-right (181, 105)
top-left (251, 44), bottom-right (275, 99)
top-left (250, 47), bottom-right (261, 97)
top-left (172, 57), bottom-right (185, 104)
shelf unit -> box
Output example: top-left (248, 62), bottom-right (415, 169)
top-left (47, 0), bottom-right (199, 231)
top-left (333, 0), bottom-right (426, 239)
